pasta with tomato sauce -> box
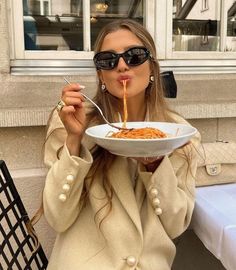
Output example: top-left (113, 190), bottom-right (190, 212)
top-left (108, 80), bottom-right (167, 139)
top-left (108, 127), bottom-right (167, 139)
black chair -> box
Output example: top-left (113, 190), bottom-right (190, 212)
top-left (161, 71), bottom-right (177, 98)
top-left (0, 160), bottom-right (48, 270)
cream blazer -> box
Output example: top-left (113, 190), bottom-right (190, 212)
top-left (43, 110), bottom-right (200, 270)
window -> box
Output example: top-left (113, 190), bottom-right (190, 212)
top-left (171, 0), bottom-right (236, 56)
top-left (12, 0), bottom-right (145, 56)
top-left (8, 0), bottom-right (236, 74)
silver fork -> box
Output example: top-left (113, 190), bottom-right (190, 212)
top-left (63, 78), bottom-right (130, 130)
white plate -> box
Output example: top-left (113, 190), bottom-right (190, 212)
top-left (85, 122), bottom-right (197, 157)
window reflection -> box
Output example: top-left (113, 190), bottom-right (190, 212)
top-left (172, 0), bottom-right (236, 52)
top-left (23, 0), bottom-right (143, 51)
top-left (90, 0), bottom-right (143, 50)
top-left (173, 0), bottom-right (220, 51)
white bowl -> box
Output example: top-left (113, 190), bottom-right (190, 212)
top-left (85, 122), bottom-right (197, 157)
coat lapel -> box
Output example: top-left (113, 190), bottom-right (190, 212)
top-left (108, 157), bottom-right (143, 239)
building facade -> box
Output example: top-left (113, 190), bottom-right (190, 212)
top-left (0, 1), bottom-right (236, 269)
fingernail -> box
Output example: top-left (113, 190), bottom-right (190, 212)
top-left (78, 84), bottom-right (85, 89)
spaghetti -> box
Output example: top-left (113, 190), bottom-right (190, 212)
top-left (122, 80), bottom-right (128, 128)
top-left (108, 80), bottom-right (167, 139)
top-left (109, 127), bottom-right (167, 139)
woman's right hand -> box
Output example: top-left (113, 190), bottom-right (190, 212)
top-left (58, 83), bottom-right (86, 155)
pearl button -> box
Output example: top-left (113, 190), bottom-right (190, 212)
top-left (154, 207), bottom-right (162, 215)
top-left (58, 194), bottom-right (67, 202)
top-left (126, 256), bottom-right (136, 267)
top-left (149, 188), bottom-right (158, 198)
top-left (152, 197), bottom-right (160, 207)
top-left (62, 183), bottom-right (70, 192)
top-left (66, 174), bottom-right (74, 184)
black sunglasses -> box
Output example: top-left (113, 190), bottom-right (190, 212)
top-left (93, 46), bottom-right (151, 70)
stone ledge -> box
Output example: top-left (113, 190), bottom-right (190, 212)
top-left (170, 101), bottom-right (236, 119)
top-left (1, 101), bottom-right (236, 127)
top-left (0, 107), bottom-right (52, 127)
top-left (10, 167), bottom-right (47, 179)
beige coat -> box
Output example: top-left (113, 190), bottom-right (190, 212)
top-left (43, 111), bottom-right (200, 270)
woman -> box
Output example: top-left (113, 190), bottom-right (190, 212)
top-left (43, 19), bottom-right (200, 270)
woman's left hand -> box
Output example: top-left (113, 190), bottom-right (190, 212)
top-left (133, 156), bottom-right (164, 172)
top-left (134, 156), bottom-right (162, 165)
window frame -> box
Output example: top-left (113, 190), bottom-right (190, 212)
top-left (8, 0), bottom-right (236, 75)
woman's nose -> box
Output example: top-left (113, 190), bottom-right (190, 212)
top-left (117, 56), bottom-right (129, 72)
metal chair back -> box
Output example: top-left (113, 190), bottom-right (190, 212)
top-left (0, 160), bottom-right (48, 270)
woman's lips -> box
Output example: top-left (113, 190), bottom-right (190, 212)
top-left (117, 75), bottom-right (131, 83)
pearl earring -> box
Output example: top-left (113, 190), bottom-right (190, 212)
top-left (150, 75), bottom-right (154, 82)
top-left (101, 83), bottom-right (106, 92)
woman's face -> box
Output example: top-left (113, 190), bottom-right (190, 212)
top-left (98, 29), bottom-right (151, 101)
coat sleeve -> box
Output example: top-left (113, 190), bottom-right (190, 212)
top-left (42, 110), bottom-right (93, 233)
top-left (138, 125), bottom-right (200, 239)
